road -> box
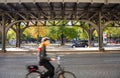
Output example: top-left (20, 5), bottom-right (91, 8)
top-left (0, 53), bottom-right (120, 78)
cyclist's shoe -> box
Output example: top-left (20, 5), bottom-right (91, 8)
top-left (41, 75), bottom-right (47, 78)
top-left (40, 76), bottom-right (44, 78)
top-left (40, 76), bottom-right (45, 78)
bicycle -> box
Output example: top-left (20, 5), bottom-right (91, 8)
top-left (25, 55), bottom-right (76, 78)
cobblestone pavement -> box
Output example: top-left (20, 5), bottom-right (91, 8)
top-left (0, 53), bottom-right (120, 78)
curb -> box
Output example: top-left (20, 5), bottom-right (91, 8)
top-left (0, 50), bottom-right (120, 55)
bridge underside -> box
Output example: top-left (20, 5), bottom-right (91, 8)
top-left (0, 1), bottom-right (120, 20)
top-left (0, 0), bottom-right (120, 52)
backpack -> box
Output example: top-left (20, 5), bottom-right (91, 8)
top-left (37, 47), bottom-right (42, 52)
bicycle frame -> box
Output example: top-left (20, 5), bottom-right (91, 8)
top-left (53, 56), bottom-right (66, 78)
top-left (26, 55), bottom-right (64, 78)
top-left (26, 55), bottom-right (76, 78)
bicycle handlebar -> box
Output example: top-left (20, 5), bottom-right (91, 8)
top-left (56, 56), bottom-right (61, 65)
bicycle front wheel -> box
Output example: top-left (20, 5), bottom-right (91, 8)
top-left (25, 71), bottom-right (41, 78)
top-left (58, 71), bottom-right (76, 78)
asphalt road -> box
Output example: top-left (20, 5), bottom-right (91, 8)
top-left (0, 53), bottom-right (120, 78)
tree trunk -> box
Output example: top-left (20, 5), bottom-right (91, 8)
top-left (61, 33), bottom-right (64, 46)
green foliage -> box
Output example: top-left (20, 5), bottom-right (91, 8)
top-left (7, 29), bottom-right (16, 40)
top-left (23, 28), bottom-right (30, 37)
top-left (24, 26), bottom-right (48, 39)
top-left (77, 28), bottom-right (88, 40)
top-left (47, 26), bottom-right (59, 40)
top-left (93, 30), bottom-right (98, 37)
top-left (104, 27), bottom-right (120, 37)
top-left (21, 34), bottom-right (27, 40)
top-left (64, 27), bottom-right (78, 40)
top-left (79, 32), bottom-right (88, 40)
top-left (47, 26), bottom-right (78, 40)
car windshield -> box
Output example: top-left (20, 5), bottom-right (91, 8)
top-left (75, 40), bottom-right (88, 43)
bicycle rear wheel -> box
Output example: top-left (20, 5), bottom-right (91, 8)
top-left (25, 71), bottom-right (41, 78)
top-left (58, 71), bottom-right (76, 78)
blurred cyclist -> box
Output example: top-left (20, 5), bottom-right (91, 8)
top-left (37, 37), bottom-right (55, 78)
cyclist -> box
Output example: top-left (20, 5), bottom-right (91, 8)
top-left (37, 37), bottom-right (55, 78)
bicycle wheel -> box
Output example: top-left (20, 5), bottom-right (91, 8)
top-left (25, 71), bottom-right (41, 78)
top-left (58, 71), bottom-right (76, 78)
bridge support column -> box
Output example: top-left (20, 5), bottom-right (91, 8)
top-left (16, 23), bottom-right (21, 48)
top-left (88, 28), bottom-right (94, 48)
top-left (1, 14), bottom-right (6, 52)
top-left (98, 11), bottom-right (104, 52)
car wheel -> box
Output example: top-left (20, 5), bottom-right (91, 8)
top-left (72, 46), bottom-right (76, 48)
top-left (85, 45), bottom-right (88, 48)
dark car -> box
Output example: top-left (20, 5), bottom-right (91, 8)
top-left (72, 40), bottom-right (88, 48)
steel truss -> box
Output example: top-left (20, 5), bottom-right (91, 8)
top-left (0, 2), bottom-right (120, 52)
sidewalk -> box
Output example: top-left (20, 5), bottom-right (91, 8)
top-left (0, 46), bottom-right (120, 55)
top-left (0, 45), bottom-right (120, 51)
top-left (1, 43), bottom-right (120, 52)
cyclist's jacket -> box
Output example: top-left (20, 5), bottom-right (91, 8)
top-left (38, 43), bottom-right (51, 62)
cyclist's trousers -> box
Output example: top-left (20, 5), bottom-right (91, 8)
top-left (40, 60), bottom-right (55, 78)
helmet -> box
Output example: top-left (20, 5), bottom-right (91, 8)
top-left (41, 37), bottom-right (50, 42)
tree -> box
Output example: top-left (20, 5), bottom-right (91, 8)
top-left (27, 26), bottom-right (48, 39)
top-left (104, 23), bottom-right (120, 38)
top-left (64, 27), bottom-right (78, 40)
top-left (47, 26), bottom-right (59, 40)
top-left (47, 26), bottom-right (78, 45)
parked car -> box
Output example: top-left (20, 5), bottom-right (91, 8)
top-left (72, 40), bottom-right (88, 48)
